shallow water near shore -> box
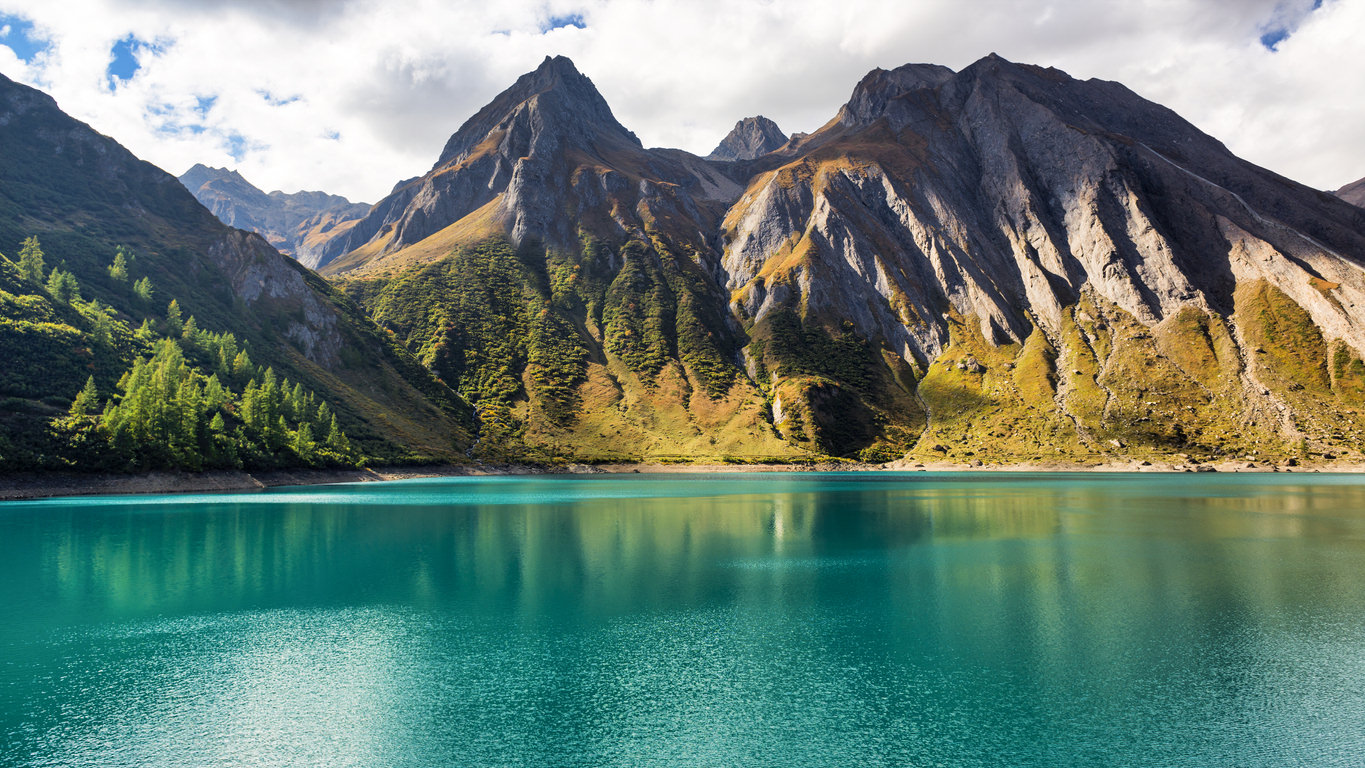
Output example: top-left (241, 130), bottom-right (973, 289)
top-left (3, 472), bottom-right (1365, 766)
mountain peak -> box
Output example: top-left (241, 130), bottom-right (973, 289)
top-left (435, 55), bottom-right (639, 168)
top-left (180, 164), bottom-right (254, 192)
top-left (536, 54), bottom-right (580, 75)
top-left (708, 116), bottom-right (787, 161)
top-left (839, 61), bottom-right (956, 126)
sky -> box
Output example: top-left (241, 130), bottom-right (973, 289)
top-left (0, 0), bottom-right (1360, 204)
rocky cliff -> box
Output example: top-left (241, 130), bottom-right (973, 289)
top-left (707, 116), bottom-right (788, 161)
top-left (179, 165), bottom-right (370, 269)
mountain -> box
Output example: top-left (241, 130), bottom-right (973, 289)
top-left (321, 54), bottom-right (1365, 465)
top-left (723, 55), bottom-right (1365, 460)
top-left (707, 116), bottom-right (788, 161)
top-left (315, 56), bottom-right (740, 275)
top-left (178, 164), bottom-right (370, 269)
top-left (1337, 176), bottom-right (1365, 208)
top-left (321, 56), bottom-right (791, 461)
top-left (0, 71), bottom-right (471, 471)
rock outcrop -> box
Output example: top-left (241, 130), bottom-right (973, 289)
top-left (707, 116), bottom-right (788, 161)
top-left (179, 165), bottom-right (370, 269)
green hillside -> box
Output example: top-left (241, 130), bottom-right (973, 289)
top-left (0, 73), bottom-right (472, 472)
top-left (339, 237), bottom-right (802, 463)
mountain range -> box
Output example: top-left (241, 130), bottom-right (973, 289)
top-left (5, 53), bottom-right (1365, 470)
top-left (179, 164), bottom-right (370, 269)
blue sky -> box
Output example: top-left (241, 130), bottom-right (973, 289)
top-left (0, 0), bottom-right (1359, 202)
top-left (0, 13), bottom-right (43, 61)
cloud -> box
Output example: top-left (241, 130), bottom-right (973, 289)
top-left (0, 0), bottom-right (1359, 203)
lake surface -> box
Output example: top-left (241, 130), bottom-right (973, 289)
top-left (3, 472), bottom-right (1365, 767)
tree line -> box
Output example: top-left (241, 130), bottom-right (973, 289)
top-left (3, 237), bottom-right (360, 472)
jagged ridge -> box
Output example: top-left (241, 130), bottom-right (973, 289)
top-left (179, 164), bottom-right (370, 269)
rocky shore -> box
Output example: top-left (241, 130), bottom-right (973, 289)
top-left (2, 457), bottom-right (1360, 501)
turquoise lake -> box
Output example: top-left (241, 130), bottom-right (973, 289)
top-left (3, 472), bottom-right (1365, 766)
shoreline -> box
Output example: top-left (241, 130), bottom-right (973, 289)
top-left (2, 457), bottom-right (1362, 501)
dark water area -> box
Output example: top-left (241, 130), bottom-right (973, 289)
top-left (3, 472), bottom-right (1365, 766)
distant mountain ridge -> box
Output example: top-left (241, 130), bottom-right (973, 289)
top-left (707, 116), bottom-right (788, 161)
top-left (179, 164), bottom-right (370, 269)
top-left (314, 55), bottom-right (739, 275)
top-left (1338, 176), bottom-right (1365, 208)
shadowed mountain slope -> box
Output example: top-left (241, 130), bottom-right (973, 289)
top-left (0, 72), bottom-right (471, 469)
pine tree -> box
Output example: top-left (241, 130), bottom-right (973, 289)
top-left (46, 268), bottom-right (80, 304)
top-left (135, 318), bottom-right (156, 341)
top-left (133, 276), bottom-right (154, 302)
top-left (315, 401), bottom-right (333, 432)
top-left (261, 368), bottom-right (282, 425)
top-left (17, 237), bottom-right (44, 283)
top-left (326, 415), bottom-right (352, 456)
top-left (69, 376), bottom-right (100, 416)
top-left (293, 421), bottom-right (315, 462)
top-left (108, 249), bottom-right (129, 282)
top-left (274, 414), bottom-right (290, 451)
top-left (89, 302), bottom-right (113, 346)
top-left (241, 380), bottom-right (264, 431)
top-left (203, 374), bottom-right (227, 410)
top-left (288, 382), bottom-right (306, 420)
top-left (166, 299), bottom-right (183, 336)
top-left (232, 349), bottom-right (254, 381)
top-left (216, 334), bottom-right (239, 378)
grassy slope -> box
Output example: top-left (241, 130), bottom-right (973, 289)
top-left (339, 237), bottom-right (801, 463)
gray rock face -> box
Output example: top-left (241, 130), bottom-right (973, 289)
top-left (708, 116), bottom-right (787, 161)
top-left (179, 164), bottom-right (369, 269)
top-left (723, 55), bottom-right (1365, 366)
top-left (1337, 176), bottom-right (1365, 208)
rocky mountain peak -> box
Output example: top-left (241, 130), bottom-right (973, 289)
top-left (708, 116), bottom-right (787, 161)
top-left (435, 54), bottom-right (639, 169)
top-left (838, 61), bottom-right (955, 127)
top-left (180, 164), bottom-right (269, 205)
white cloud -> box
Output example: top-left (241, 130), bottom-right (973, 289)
top-left (0, 0), bottom-right (1361, 202)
